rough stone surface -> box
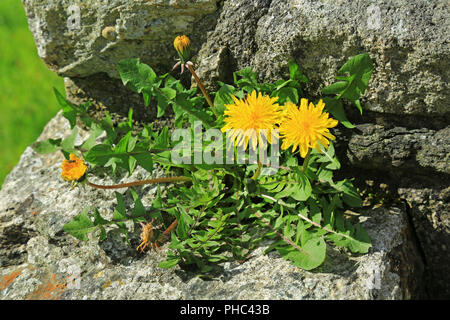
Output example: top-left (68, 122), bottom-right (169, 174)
top-left (334, 124), bottom-right (450, 176)
top-left (0, 113), bottom-right (425, 300)
top-left (22, 0), bottom-right (219, 78)
top-left (197, 0), bottom-right (449, 117)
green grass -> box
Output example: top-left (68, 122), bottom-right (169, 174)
top-left (0, 0), bottom-right (64, 188)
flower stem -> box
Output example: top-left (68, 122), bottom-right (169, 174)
top-left (250, 208), bottom-right (309, 256)
top-left (251, 161), bottom-right (263, 180)
top-left (87, 176), bottom-right (192, 190)
top-left (186, 63), bottom-right (217, 116)
top-left (302, 149), bottom-right (311, 173)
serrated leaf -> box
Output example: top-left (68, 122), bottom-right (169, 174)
top-left (154, 126), bottom-right (169, 149)
top-left (81, 123), bottom-right (104, 150)
top-left (174, 93), bottom-right (215, 128)
top-left (128, 156), bottom-right (137, 174)
top-left (133, 149), bottom-right (153, 172)
top-left (291, 170), bottom-right (312, 201)
top-left (130, 188), bottom-right (146, 217)
top-left (316, 142), bottom-right (340, 170)
top-left (85, 144), bottom-right (114, 166)
top-left (324, 53), bottom-right (373, 114)
top-left (322, 97), bottom-right (355, 129)
top-left (118, 58), bottom-right (156, 95)
top-left (115, 132), bottom-right (131, 154)
top-left (213, 83), bottom-right (235, 116)
top-left (333, 180), bottom-right (363, 208)
top-left (112, 192), bottom-right (127, 221)
top-left (152, 185), bottom-right (163, 209)
top-left (289, 61), bottom-right (308, 84)
top-left (177, 214), bottom-right (188, 239)
top-left (158, 257), bottom-right (180, 269)
top-left (61, 127), bottom-right (78, 152)
top-left (31, 138), bottom-right (62, 154)
top-left (63, 208), bottom-right (95, 241)
top-left (93, 208), bottom-right (109, 225)
top-left (155, 87), bottom-right (176, 118)
top-left (54, 88), bottom-right (77, 128)
top-left (274, 86), bottom-right (299, 105)
top-left (322, 81), bottom-right (348, 95)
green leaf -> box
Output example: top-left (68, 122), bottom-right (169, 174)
top-left (322, 97), bottom-right (355, 129)
top-left (233, 67), bottom-right (258, 92)
top-left (273, 87), bottom-right (298, 105)
top-left (85, 144), bottom-right (114, 166)
top-left (112, 192), bottom-right (128, 221)
top-left (308, 202), bottom-right (322, 225)
top-left (128, 156), bottom-right (137, 174)
top-left (322, 81), bottom-right (348, 95)
top-left (348, 224), bottom-right (371, 253)
top-left (213, 83), bottom-right (236, 116)
top-left (93, 208), bottom-right (109, 225)
top-left (177, 213), bottom-right (188, 239)
top-left (289, 61), bottom-right (308, 84)
top-left (31, 138), bottom-right (62, 154)
top-left (333, 179), bottom-right (363, 208)
top-left (133, 148), bottom-right (153, 172)
top-left (118, 58), bottom-right (157, 96)
top-left (291, 170), bottom-right (312, 201)
top-left (322, 53), bottom-right (373, 114)
top-left (158, 257), bottom-right (180, 269)
top-left (174, 93), bottom-right (215, 128)
top-left (315, 142), bottom-right (340, 170)
top-left (115, 132), bottom-right (131, 154)
top-left (130, 188), bottom-right (146, 217)
top-left (155, 87), bottom-right (176, 118)
top-left (152, 185), bottom-right (163, 209)
top-left (81, 123), bottom-right (104, 150)
top-left (154, 126), bottom-right (169, 149)
top-left (63, 208), bottom-right (96, 241)
top-left (54, 88), bottom-right (77, 128)
top-left (317, 165), bottom-right (333, 184)
top-left (278, 237), bottom-right (326, 270)
top-left (61, 127), bottom-right (78, 152)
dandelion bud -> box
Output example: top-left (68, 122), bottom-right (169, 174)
top-left (173, 35), bottom-right (191, 63)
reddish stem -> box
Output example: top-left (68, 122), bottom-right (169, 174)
top-left (87, 176), bottom-right (191, 190)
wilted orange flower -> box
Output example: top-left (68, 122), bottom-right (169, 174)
top-left (61, 153), bottom-right (87, 182)
top-left (221, 91), bottom-right (283, 151)
top-left (279, 99), bottom-right (338, 158)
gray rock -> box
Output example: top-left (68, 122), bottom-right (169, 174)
top-left (22, 0), bottom-right (219, 79)
top-left (0, 113), bottom-right (425, 299)
top-left (197, 0), bottom-right (450, 117)
top-left (339, 124), bottom-right (450, 176)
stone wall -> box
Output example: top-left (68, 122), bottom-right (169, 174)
top-left (7, 0), bottom-right (449, 298)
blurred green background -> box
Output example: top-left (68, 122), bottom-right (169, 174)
top-left (0, 0), bottom-right (64, 188)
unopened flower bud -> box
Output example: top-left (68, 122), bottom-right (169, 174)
top-left (173, 35), bottom-right (191, 63)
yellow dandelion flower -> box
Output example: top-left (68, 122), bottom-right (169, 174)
top-left (61, 153), bottom-right (87, 182)
top-left (279, 99), bottom-right (338, 158)
top-left (221, 90), bottom-right (283, 151)
top-left (173, 35), bottom-right (191, 61)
